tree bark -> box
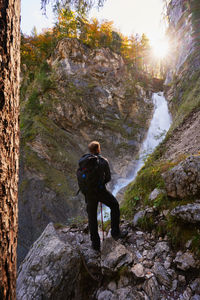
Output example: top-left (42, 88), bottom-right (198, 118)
top-left (0, 0), bottom-right (20, 299)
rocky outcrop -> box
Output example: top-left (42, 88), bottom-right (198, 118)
top-left (19, 38), bottom-right (153, 264)
top-left (171, 202), bottom-right (200, 223)
top-left (17, 222), bottom-right (200, 300)
top-left (165, 0), bottom-right (200, 86)
top-left (162, 155), bottom-right (200, 199)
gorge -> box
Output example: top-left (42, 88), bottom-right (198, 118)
top-left (16, 0), bottom-right (200, 299)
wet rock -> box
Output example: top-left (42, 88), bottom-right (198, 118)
top-left (101, 238), bottom-right (133, 273)
top-left (171, 203), bottom-right (200, 223)
top-left (174, 251), bottom-right (196, 270)
top-left (153, 262), bottom-right (171, 287)
top-left (162, 155), bottom-right (200, 199)
top-left (143, 276), bottom-right (160, 300)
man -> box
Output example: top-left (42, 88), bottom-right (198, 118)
top-left (83, 141), bottom-right (127, 251)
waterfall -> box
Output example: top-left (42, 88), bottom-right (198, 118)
top-left (100, 92), bottom-right (172, 221)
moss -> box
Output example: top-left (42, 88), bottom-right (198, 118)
top-left (166, 216), bottom-right (200, 255)
top-left (19, 179), bottom-right (29, 196)
top-left (24, 146), bottom-right (73, 197)
top-left (67, 216), bottom-right (88, 226)
top-left (54, 223), bottom-right (66, 229)
top-left (137, 215), bottom-right (155, 232)
top-left (121, 158), bottom-right (178, 219)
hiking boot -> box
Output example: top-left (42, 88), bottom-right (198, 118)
top-left (112, 230), bottom-right (128, 241)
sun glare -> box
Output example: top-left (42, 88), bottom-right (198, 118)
top-left (151, 39), bottom-right (169, 59)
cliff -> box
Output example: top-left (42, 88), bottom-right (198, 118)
top-left (18, 38), bottom-right (153, 264)
top-left (121, 0), bottom-right (200, 278)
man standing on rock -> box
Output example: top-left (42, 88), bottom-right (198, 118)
top-left (77, 141), bottom-right (127, 251)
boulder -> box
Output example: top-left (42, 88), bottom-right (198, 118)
top-left (170, 203), bottom-right (200, 223)
top-left (133, 207), bottom-right (154, 227)
top-left (17, 223), bottom-right (81, 300)
top-left (162, 155), bottom-right (200, 199)
top-left (101, 238), bottom-right (133, 273)
top-left (173, 251), bottom-right (196, 270)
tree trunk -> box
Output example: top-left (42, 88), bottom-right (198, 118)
top-left (0, 0), bottom-right (20, 299)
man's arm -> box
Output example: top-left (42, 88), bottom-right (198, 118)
top-left (104, 159), bottom-right (111, 184)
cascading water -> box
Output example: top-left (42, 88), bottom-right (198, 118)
top-left (100, 92), bottom-right (172, 221)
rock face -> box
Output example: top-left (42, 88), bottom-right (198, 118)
top-left (162, 155), bottom-right (200, 199)
top-left (165, 0), bottom-right (200, 85)
top-left (17, 223), bottom-right (81, 300)
top-left (19, 38), bottom-right (153, 264)
top-left (17, 222), bottom-right (200, 300)
top-left (171, 203), bottom-right (200, 223)
top-left (163, 0), bottom-right (200, 162)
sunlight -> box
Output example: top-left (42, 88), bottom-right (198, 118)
top-left (151, 39), bottom-right (169, 59)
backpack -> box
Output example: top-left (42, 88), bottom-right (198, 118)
top-left (76, 154), bottom-right (101, 194)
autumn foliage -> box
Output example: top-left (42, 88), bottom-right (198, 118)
top-left (21, 7), bottom-right (151, 73)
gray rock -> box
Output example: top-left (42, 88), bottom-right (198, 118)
top-left (190, 278), bottom-right (200, 294)
top-left (108, 281), bottom-right (117, 292)
top-left (155, 241), bottom-right (170, 254)
top-left (174, 251), bottom-right (196, 270)
top-left (111, 287), bottom-right (144, 300)
top-left (143, 276), bottom-right (160, 300)
top-left (17, 223), bottom-right (81, 300)
top-left (171, 279), bottom-right (178, 291)
top-left (117, 276), bottom-right (129, 289)
top-left (162, 156), bottom-right (200, 199)
top-left (171, 203), bottom-right (200, 223)
top-left (97, 290), bottom-right (113, 300)
top-left (153, 262), bottom-right (171, 287)
top-left (131, 263), bottom-right (145, 278)
top-left (133, 210), bottom-right (145, 227)
top-left (101, 238), bottom-right (133, 272)
top-left (149, 188), bottom-right (165, 201)
top-left (191, 295), bottom-right (200, 300)
top-left (133, 208), bottom-right (154, 227)
top-left (182, 287), bottom-right (192, 300)
top-left (178, 275), bottom-right (186, 284)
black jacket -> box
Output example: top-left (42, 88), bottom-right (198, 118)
top-left (97, 154), bottom-right (111, 185)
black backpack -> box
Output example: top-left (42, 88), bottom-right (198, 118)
top-left (76, 154), bottom-right (101, 194)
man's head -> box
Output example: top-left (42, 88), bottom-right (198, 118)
top-left (88, 141), bottom-right (101, 154)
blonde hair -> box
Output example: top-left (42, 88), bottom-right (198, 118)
top-left (88, 141), bottom-right (101, 154)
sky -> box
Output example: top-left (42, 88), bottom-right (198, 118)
top-left (21, 0), bottom-right (166, 44)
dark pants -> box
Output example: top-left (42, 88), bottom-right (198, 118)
top-left (85, 187), bottom-right (120, 247)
